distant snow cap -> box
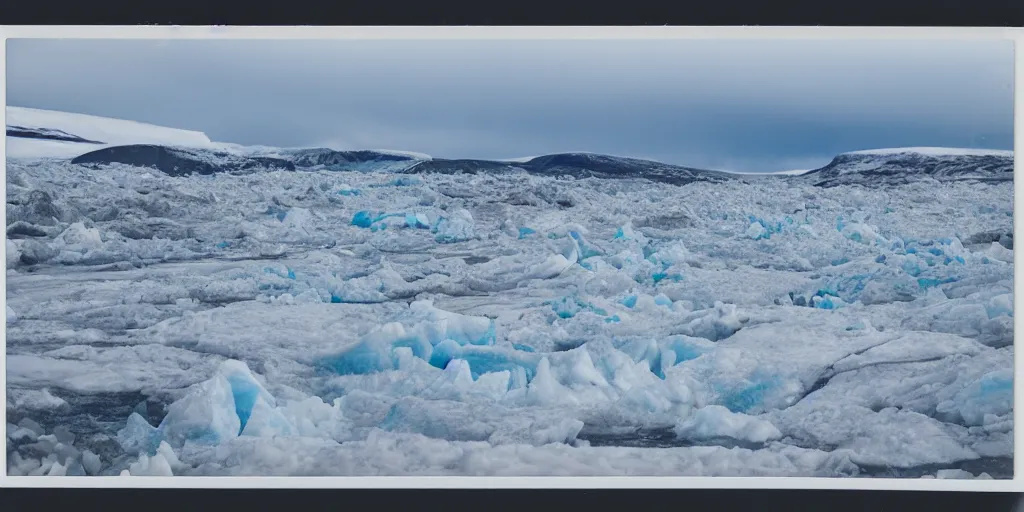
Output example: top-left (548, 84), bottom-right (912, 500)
top-left (6, 105), bottom-right (216, 160)
top-left (842, 147), bottom-right (1014, 158)
top-left (365, 149), bottom-right (433, 160)
top-left (495, 156), bottom-right (538, 163)
top-left (6, 106), bottom-right (213, 147)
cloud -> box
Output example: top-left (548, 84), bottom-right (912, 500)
top-left (6, 37), bottom-right (1014, 173)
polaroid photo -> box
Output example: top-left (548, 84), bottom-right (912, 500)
top-left (0, 26), bottom-right (1020, 492)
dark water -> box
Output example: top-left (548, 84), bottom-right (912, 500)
top-left (6, 388), bottom-right (169, 463)
top-left (577, 427), bottom-right (1013, 479)
top-left (578, 427), bottom-right (691, 448)
top-left (9, 393), bottom-right (1014, 479)
top-left (858, 457), bottom-right (1014, 480)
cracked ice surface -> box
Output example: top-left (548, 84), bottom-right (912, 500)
top-left (5, 159), bottom-right (1013, 478)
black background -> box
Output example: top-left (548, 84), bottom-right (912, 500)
top-left (0, 0), bottom-right (1022, 26)
top-left (1, 0), bottom-right (1023, 509)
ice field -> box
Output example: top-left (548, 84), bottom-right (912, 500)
top-left (4, 108), bottom-right (1015, 478)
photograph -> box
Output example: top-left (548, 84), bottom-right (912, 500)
top-left (3, 33), bottom-right (1015, 480)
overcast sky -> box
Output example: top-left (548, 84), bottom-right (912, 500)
top-left (6, 38), bottom-right (1014, 173)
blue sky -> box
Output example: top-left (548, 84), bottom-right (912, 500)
top-left (6, 38), bottom-right (1014, 173)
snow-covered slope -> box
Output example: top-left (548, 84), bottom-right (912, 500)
top-left (5, 106), bottom-right (215, 160)
top-left (408, 153), bottom-right (736, 186)
top-left (845, 147), bottom-right (1014, 158)
top-left (801, 147), bottom-right (1014, 188)
top-left (5, 108), bottom-right (430, 174)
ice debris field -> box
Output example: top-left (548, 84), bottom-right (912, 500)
top-left (4, 107), bottom-right (1015, 478)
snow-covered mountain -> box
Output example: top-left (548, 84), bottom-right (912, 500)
top-left (403, 152), bottom-right (737, 186)
top-left (5, 106), bottom-right (1016, 188)
top-left (5, 106), bottom-right (215, 160)
top-left (800, 147), bottom-right (1015, 188)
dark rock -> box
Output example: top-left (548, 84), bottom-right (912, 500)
top-left (6, 125), bottom-right (104, 144)
top-left (71, 144), bottom-right (296, 176)
top-left (405, 153), bottom-right (733, 187)
top-left (282, 148), bottom-right (417, 169)
top-left (802, 151), bottom-right (1014, 188)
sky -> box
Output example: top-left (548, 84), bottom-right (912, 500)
top-left (5, 38), bottom-right (1015, 173)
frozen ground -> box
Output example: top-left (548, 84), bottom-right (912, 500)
top-left (4, 111), bottom-right (1015, 479)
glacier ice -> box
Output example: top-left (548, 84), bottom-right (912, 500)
top-left (674, 405), bottom-right (782, 444)
top-left (4, 139), bottom-right (1014, 478)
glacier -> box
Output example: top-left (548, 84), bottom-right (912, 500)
top-left (4, 108), bottom-right (1015, 479)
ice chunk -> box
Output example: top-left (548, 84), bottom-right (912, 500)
top-left (745, 222), bottom-right (767, 240)
top-left (649, 240), bottom-right (689, 266)
top-left (54, 222), bottom-right (104, 252)
top-left (53, 425), bottom-right (75, 445)
top-left (9, 426), bottom-right (40, 443)
top-left (7, 388), bottom-right (68, 410)
top-left (280, 207), bottom-right (313, 234)
top-left (240, 396), bottom-right (295, 438)
top-left (840, 221), bottom-right (884, 245)
top-left (7, 452), bottom-right (42, 476)
top-left (82, 450), bottom-right (102, 475)
top-left (936, 369), bottom-right (1013, 426)
top-left (351, 210), bottom-right (376, 228)
top-left (428, 340), bottom-right (540, 382)
top-left (525, 358), bottom-right (577, 406)
top-left (6, 239), bottom-right (20, 268)
top-left (156, 360), bottom-right (277, 447)
top-left (65, 461), bottom-right (87, 476)
top-left (219, 359), bottom-right (278, 433)
top-left (47, 460), bottom-right (69, 476)
top-left (158, 375), bottom-right (240, 447)
top-left (18, 418), bottom-right (46, 436)
top-left (680, 302), bottom-right (747, 342)
top-left (117, 412), bottom-right (164, 455)
top-left (125, 451), bottom-right (175, 476)
top-left (986, 293), bottom-right (1013, 319)
top-left (675, 405), bottom-right (782, 444)
top-left (405, 213), bottom-right (431, 229)
top-left (336, 184), bottom-right (360, 196)
top-left (983, 242), bottom-right (1013, 263)
top-left (525, 253), bottom-right (575, 280)
top-left (434, 208), bottom-right (475, 243)
top-left (936, 469), bottom-right (981, 480)
top-left (531, 418), bottom-right (585, 445)
top-left (320, 301), bottom-right (497, 375)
